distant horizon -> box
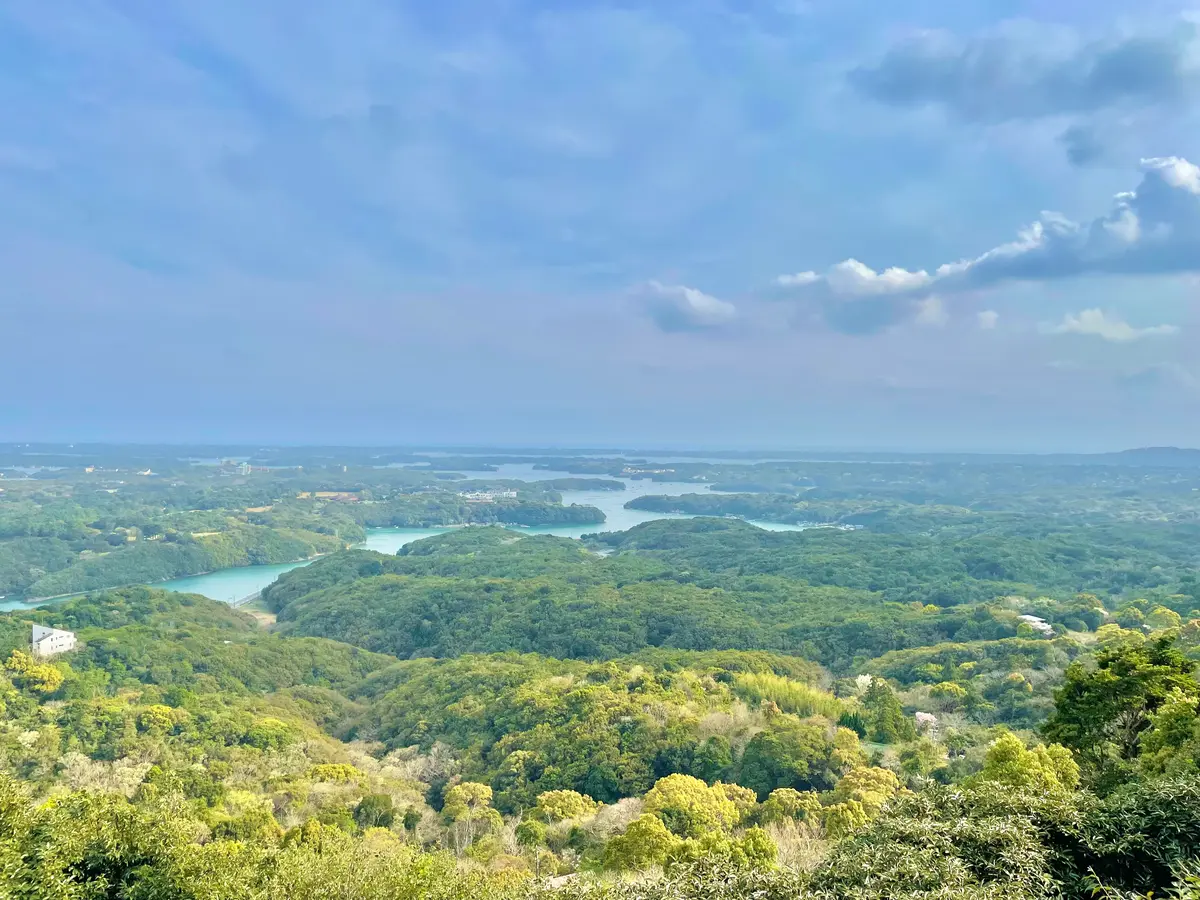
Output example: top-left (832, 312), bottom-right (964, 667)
top-left (2, 441), bottom-right (1198, 459)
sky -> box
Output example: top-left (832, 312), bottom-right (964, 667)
top-left (2, 0), bottom-right (1200, 451)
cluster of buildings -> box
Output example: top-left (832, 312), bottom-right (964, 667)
top-left (295, 491), bottom-right (360, 502)
top-left (457, 490), bottom-right (519, 503)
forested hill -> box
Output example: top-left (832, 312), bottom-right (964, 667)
top-left (263, 518), bottom-right (1200, 669)
top-left (262, 532), bottom-right (1022, 669)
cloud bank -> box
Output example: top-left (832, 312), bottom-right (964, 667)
top-left (850, 25), bottom-right (1198, 122)
top-left (779, 156), bottom-right (1200, 331)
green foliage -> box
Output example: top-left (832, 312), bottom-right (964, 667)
top-left (738, 717), bottom-right (851, 798)
top-left (1044, 636), bottom-right (1197, 778)
top-left (265, 528), bottom-right (1031, 672)
top-left (976, 732), bottom-right (1080, 794)
top-left (4, 650), bottom-right (64, 693)
top-left (643, 774), bottom-right (739, 837)
top-left (861, 678), bottom-right (917, 743)
top-left (354, 793), bottom-right (396, 829)
top-left (604, 813), bottom-right (679, 870)
top-left (8, 454), bottom-right (1200, 897)
top-left (760, 787), bottom-right (822, 824)
top-left (733, 672), bottom-right (845, 719)
top-left (533, 789), bottom-right (599, 822)
top-left (352, 651), bottom-right (828, 810)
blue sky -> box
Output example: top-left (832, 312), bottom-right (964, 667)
top-left (2, 0), bottom-right (1199, 450)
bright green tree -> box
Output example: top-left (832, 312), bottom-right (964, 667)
top-left (760, 787), bottom-right (822, 823)
top-left (443, 782), bottom-right (502, 851)
top-left (532, 789), bottom-right (597, 822)
top-left (977, 732), bottom-right (1080, 794)
top-left (643, 774), bottom-right (738, 838)
top-left (603, 813), bottom-right (679, 870)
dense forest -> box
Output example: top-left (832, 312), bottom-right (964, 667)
top-left (4, 446), bottom-right (1200, 897)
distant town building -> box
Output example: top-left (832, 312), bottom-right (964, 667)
top-left (31, 625), bottom-right (76, 658)
top-left (457, 490), bottom-right (519, 502)
top-left (1018, 614), bottom-right (1054, 635)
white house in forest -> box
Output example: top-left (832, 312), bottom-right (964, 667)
top-left (30, 624), bottom-right (76, 658)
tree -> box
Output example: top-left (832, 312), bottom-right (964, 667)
top-left (714, 781), bottom-right (759, 825)
top-left (862, 679), bottom-right (916, 743)
top-left (830, 767), bottom-right (900, 818)
top-left (401, 807), bottom-right (422, 831)
top-left (1138, 690), bottom-right (1200, 777)
top-left (832, 726), bottom-right (868, 773)
top-left (899, 738), bottom-right (944, 777)
top-left (739, 718), bottom-right (840, 798)
top-left (603, 813), bottom-right (679, 870)
top-left (643, 774), bottom-right (738, 837)
top-left (244, 717), bottom-right (294, 750)
top-left (929, 681), bottom-right (968, 710)
top-left (442, 782), bottom-right (501, 852)
top-left (822, 800), bottom-right (868, 838)
top-left (137, 704), bottom-right (176, 734)
top-left (740, 827), bottom-right (779, 868)
top-left (516, 819), bottom-right (550, 877)
top-left (760, 787), bottom-right (822, 824)
top-left (515, 818), bottom-right (546, 849)
top-left (532, 789), bottom-right (597, 822)
top-left (690, 735), bottom-right (733, 782)
top-left (353, 794), bottom-right (395, 830)
top-left (1044, 636), bottom-right (1197, 773)
top-left (976, 732), bottom-right (1079, 794)
top-left (1148, 605), bottom-right (1184, 630)
top-left (4, 650), bottom-right (63, 694)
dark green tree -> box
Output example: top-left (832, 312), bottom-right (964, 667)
top-left (353, 793), bottom-right (395, 830)
top-left (1044, 636), bottom-right (1197, 779)
top-left (862, 678), bottom-right (916, 743)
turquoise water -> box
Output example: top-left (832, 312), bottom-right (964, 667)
top-left (4, 478), bottom-right (810, 609)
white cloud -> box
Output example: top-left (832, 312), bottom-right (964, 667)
top-left (643, 280), bottom-right (737, 332)
top-left (776, 271), bottom-right (820, 287)
top-left (977, 310), bottom-right (999, 329)
top-left (1149, 155), bottom-right (1200, 193)
top-left (823, 259), bottom-right (935, 296)
top-left (1042, 308), bottom-right (1179, 342)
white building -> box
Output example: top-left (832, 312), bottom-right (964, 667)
top-left (31, 625), bottom-right (76, 658)
top-left (1018, 614), bottom-right (1054, 636)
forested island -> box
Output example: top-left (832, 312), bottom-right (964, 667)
top-left (3, 445), bottom-right (1200, 897)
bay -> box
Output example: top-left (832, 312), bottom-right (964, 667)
top-left (4, 475), bottom-right (808, 609)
